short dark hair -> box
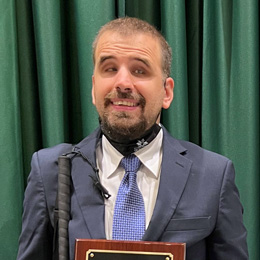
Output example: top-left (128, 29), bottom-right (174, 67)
top-left (92, 17), bottom-right (172, 78)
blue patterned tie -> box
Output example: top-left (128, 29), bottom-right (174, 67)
top-left (112, 154), bottom-right (146, 240)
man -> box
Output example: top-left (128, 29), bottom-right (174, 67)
top-left (17, 17), bottom-right (248, 259)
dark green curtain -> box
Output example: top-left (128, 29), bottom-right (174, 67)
top-left (0, 0), bottom-right (259, 259)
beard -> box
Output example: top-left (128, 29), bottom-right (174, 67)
top-left (99, 89), bottom-right (159, 143)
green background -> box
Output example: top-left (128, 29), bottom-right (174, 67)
top-left (0, 0), bottom-right (259, 259)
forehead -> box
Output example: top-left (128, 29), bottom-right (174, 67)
top-left (94, 31), bottom-right (162, 65)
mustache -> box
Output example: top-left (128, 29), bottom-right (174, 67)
top-left (104, 89), bottom-right (146, 108)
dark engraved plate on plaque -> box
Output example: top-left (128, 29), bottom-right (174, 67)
top-left (86, 249), bottom-right (173, 260)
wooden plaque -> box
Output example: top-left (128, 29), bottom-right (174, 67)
top-left (74, 239), bottom-right (186, 260)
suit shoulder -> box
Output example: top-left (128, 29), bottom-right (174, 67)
top-left (163, 129), bottom-right (231, 168)
top-left (171, 139), bottom-right (234, 179)
top-left (178, 139), bottom-right (229, 163)
top-left (29, 143), bottom-right (74, 199)
top-left (35, 143), bottom-right (74, 164)
top-left (165, 136), bottom-right (234, 185)
top-left (162, 126), bottom-right (229, 163)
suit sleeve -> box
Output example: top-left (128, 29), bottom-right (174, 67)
top-left (207, 160), bottom-right (249, 259)
top-left (17, 152), bottom-right (53, 260)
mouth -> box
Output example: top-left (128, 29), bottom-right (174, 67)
top-left (108, 99), bottom-right (140, 112)
top-left (104, 89), bottom-right (145, 110)
top-left (112, 100), bottom-right (139, 107)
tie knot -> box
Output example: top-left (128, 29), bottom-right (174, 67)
top-left (121, 154), bottom-right (141, 173)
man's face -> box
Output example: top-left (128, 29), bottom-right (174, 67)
top-left (92, 31), bottom-right (174, 141)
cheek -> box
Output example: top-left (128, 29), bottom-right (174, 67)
top-left (94, 78), bottom-right (114, 97)
top-left (145, 88), bottom-right (164, 105)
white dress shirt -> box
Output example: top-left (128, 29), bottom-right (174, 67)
top-left (96, 129), bottom-right (163, 240)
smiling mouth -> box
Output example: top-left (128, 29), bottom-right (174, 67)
top-left (112, 100), bottom-right (139, 107)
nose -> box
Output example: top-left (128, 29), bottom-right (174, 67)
top-left (114, 67), bottom-right (134, 93)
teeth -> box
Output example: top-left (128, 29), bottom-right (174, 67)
top-left (113, 100), bottom-right (137, 107)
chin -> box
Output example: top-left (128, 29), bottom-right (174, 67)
top-left (101, 117), bottom-right (148, 142)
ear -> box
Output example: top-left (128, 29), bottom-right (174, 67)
top-left (92, 75), bottom-right (96, 106)
top-left (162, 77), bottom-right (174, 109)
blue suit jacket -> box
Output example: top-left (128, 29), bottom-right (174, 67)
top-left (17, 127), bottom-right (248, 259)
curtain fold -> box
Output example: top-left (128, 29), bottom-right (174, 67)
top-left (202, 1), bottom-right (259, 258)
top-left (0, 1), bottom-right (24, 259)
top-left (0, 0), bottom-right (258, 259)
top-left (185, 0), bottom-right (203, 145)
top-left (16, 0), bottom-right (42, 181)
top-left (161, 0), bottom-right (190, 141)
top-left (32, 0), bottom-right (68, 147)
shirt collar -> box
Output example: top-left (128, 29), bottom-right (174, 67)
top-left (101, 135), bottom-right (124, 178)
top-left (101, 129), bottom-right (163, 179)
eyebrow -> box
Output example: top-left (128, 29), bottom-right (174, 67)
top-left (98, 55), bottom-right (115, 66)
top-left (98, 55), bottom-right (151, 68)
top-left (134, 57), bottom-right (151, 68)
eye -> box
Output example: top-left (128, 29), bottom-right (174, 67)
top-left (133, 69), bottom-right (145, 75)
top-left (105, 67), bottom-right (117, 72)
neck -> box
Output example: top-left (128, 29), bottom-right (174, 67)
top-left (103, 124), bottom-right (161, 156)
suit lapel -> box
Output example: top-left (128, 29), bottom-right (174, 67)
top-left (143, 128), bottom-right (192, 241)
top-left (71, 129), bottom-right (106, 239)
